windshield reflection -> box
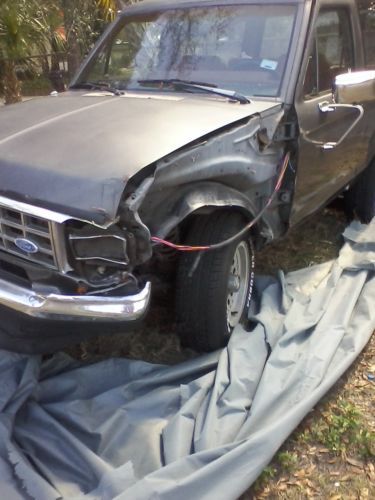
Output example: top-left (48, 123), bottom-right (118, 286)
top-left (77, 4), bottom-right (297, 98)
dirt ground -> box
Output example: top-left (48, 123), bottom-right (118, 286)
top-left (67, 202), bottom-right (374, 499)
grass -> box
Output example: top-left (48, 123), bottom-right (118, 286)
top-left (308, 399), bottom-right (374, 458)
top-left (276, 451), bottom-right (298, 472)
top-left (256, 203), bottom-right (347, 274)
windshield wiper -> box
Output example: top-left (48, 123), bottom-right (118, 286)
top-left (137, 79), bottom-right (251, 104)
top-left (70, 82), bottom-right (123, 96)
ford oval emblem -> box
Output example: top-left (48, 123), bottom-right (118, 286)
top-left (15, 238), bottom-right (39, 254)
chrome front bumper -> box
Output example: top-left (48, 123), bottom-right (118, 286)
top-left (0, 277), bottom-right (151, 321)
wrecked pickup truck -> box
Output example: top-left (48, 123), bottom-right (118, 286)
top-left (0, 0), bottom-right (374, 353)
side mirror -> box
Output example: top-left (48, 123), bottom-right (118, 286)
top-left (333, 70), bottom-right (375, 104)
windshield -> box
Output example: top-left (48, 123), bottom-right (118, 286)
top-left (77, 4), bottom-right (297, 98)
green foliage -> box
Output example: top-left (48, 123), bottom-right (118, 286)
top-left (253, 465), bottom-right (277, 491)
top-left (97, 0), bottom-right (118, 20)
top-left (0, 0), bottom-right (57, 61)
top-left (309, 400), bottom-right (375, 458)
top-left (59, 0), bottom-right (121, 76)
top-left (277, 451), bottom-right (298, 472)
top-left (0, 0), bottom-right (119, 100)
top-left (21, 74), bottom-right (52, 96)
top-left (0, 0), bottom-right (59, 102)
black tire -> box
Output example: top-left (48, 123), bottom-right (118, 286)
top-left (175, 211), bottom-right (253, 352)
top-left (344, 159), bottom-right (375, 223)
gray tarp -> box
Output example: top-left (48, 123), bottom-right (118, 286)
top-left (0, 219), bottom-right (374, 500)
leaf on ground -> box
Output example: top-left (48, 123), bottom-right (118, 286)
top-left (346, 457), bottom-right (364, 468)
top-left (293, 470), bottom-right (305, 478)
top-left (287, 480), bottom-right (303, 487)
top-left (355, 380), bottom-right (370, 387)
top-left (305, 478), bottom-right (318, 489)
top-left (360, 487), bottom-right (369, 499)
top-left (366, 462), bottom-right (375, 481)
top-left (350, 467), bottom-right (365, 475)
top-left (276, 483), bottom-right (288, 491)
top-left (317, 447), bottom-right (330, 453)
top-left (340, 475), bottom-right (351, 482)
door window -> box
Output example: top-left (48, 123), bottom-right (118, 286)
top-left (303, 9), bottom-right (354, 97)
top-left (357, 0), bottom-right (375, 68)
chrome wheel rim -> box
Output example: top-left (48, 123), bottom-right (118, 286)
top-left (227, 241), bottom-right (250, 330)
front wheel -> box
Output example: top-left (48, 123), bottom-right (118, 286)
top-left (175, 212), bottom-right (254, 352)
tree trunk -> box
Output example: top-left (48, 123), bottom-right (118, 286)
top-left (3, 60), bottom-right (22, 105)
top-left (62, 0), bottom-right (82, 78)
top-left (66, 35), bottom-right (81, 79)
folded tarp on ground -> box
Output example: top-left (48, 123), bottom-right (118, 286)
top-left (0, 219), bottom-right (374, 500)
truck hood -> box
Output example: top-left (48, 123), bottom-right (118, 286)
top-left (0, 92), bottom-right (279, 225)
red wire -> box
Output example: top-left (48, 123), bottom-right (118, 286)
top-left (151, 153), bottom-right (290, 252)
top-left (150, 236), bottom-right (210, 251)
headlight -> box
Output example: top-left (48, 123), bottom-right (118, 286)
top-left (69, 225), bottom-right (129, 267)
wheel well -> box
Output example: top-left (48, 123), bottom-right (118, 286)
top-left (174, 206), bottom-right (264, 248)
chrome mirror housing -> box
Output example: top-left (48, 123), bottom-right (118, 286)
top-left (333, 70), bottom-right (375, 104)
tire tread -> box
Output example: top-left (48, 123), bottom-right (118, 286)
top-left (175, 211), bottom-right (249, 351)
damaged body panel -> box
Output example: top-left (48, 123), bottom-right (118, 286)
top-left (0, 93), bottom-right (277, 225)
top-left (0, 0), bottom-right (374, 353)
top-left (141, 107), bottom-right (287, 242)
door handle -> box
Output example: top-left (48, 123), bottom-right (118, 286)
top-left (318, 101), bottom-right (364, 150)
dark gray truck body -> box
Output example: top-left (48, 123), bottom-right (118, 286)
top-left (0, 0), bottom-right (373, 352)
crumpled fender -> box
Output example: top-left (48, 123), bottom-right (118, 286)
top-left (141, 181), bottom-right (266, 239)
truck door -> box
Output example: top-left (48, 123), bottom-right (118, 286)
top-left (292, 5), bottom-right (368, 224)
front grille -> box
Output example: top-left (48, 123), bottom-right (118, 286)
top-left (0, 205), bottom-right (57, 269)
